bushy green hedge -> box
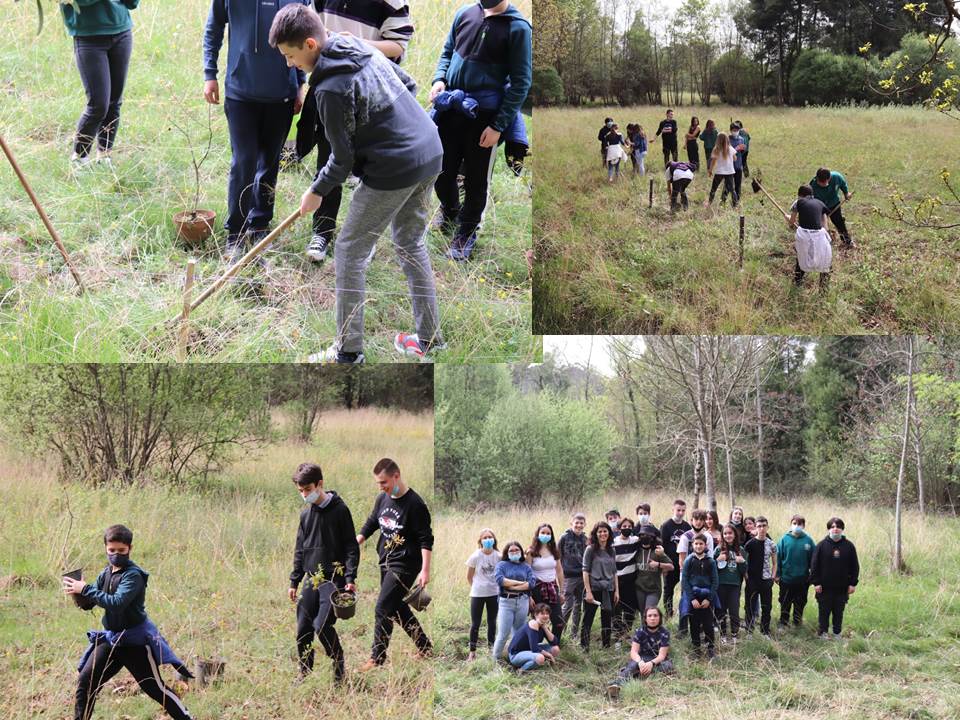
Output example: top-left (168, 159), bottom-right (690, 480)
top-left (789, 49), bottom-right (879, 106)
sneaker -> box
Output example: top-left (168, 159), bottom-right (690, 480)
top-left (832, 632), bottom-right (842, 640)
top-left (394, 332), bottom-right (447, 360)
top-left (70, 153), bottom-right (94, 173)
top-left (452, 232), bottom-right (478, 261)
top-left (706, 647), bottom-right (716, 660)
top-left (307, 345), bottom-right (366, 364)
top-left (606, 683), bottom-right (621, 701)
top-left (466, 651), bottom-right (477, 662)
top-left (730, 635), bottom-right (738, 645)
top-left (224, 234), bottom-right (246, 265)
top-left (244, 229), bottom-right (272, 270)
top-left (614, 641), bottom-right (622, 652)
top-left (430, 211), bottom-right (457, 236)
top-left (720, 635), bottom-right (728, 646)
top-left (95, 152), bottom-right (114, 170)
top-left (818, 632), bottom-right (829, 640)
top-left (306, 233), bottom-right (330, 263)
top-left (358, 659), bottom-right (379, 673)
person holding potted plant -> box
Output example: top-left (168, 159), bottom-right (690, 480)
top-left (356, 458), bottom-right (434, 670)
top-left (202, 0), bottom-right (309, 263)
top-left (60, 0), bottom-right (140, 171)
top-left (288, 462), bottom-right (359, 685)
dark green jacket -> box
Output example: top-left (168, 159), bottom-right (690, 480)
top-left (776, 530), bottom-right (815, 584)
top-left (713, 546), bottom-right (747, 585)
top-left (81, 562), bottom-right (149, 632)
top-left (60, 0), bottom-right (139, 37)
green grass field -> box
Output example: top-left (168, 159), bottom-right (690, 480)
top-left (534, 105), bottom-right (960, 334)
top-left (431, 489), bottom-right (960, 720)
top-left (0, 408), bottom-right (437, 719)
top-left (0, 0), bottom-right (535, 362)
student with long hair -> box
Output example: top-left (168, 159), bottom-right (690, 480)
top-left (685, 116), bottom-right (701, 171)
top-left (715, 524), bottom-right (747, 644)
top-left (527, 523), bottom-right (565, 643)
top-left (492, 540), bottom-right (536, 660)
top-left (705, 133), bottom-right (738, 208)
top-left (581, 521), bottom-right (619, 650)
top-left (729, 506), bottom-right (746, 545)
top-left (700, 119), bottom-right (717, 173)
top-left (606, 606), bottom-right (674, 700)
top-left (605, 123), bottom-right (627, 183)
top-left (627, 123), bottom-right (648, 176)
top-left (705, 510), bottom-right (722, 547)
top-left (465, 528), bottom-right (500, 660)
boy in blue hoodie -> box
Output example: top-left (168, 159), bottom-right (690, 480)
top-left (62, 525), bottom-right (194, 720)
top-left (429, 0), bottom-right (532, 261)
top-left (203, 0), bottom-right (309, 263)
top-left (270, 4), bottom-right (444, 363)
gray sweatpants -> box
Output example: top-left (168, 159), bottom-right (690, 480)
top-left (334, 176), bottom-right (442, 353)
top-left (561, 575), bottom-right (584, 636)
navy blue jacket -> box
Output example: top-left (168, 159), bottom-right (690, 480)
top-left (203, 0), bottom-right (307, 103)
top-left (81, 562), bottom-right (149, 632)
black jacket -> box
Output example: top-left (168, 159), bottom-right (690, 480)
top-left (558, 528), bottom-right (587, 578)
top-left (290, 491), bottom-right (360, 589)
top-left (359, 488), bottom-right (433, 574)
top-left (810, 536), bottom-right (860, 591)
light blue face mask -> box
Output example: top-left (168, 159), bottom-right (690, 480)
top-left (390, 484), bottom-right (402, 498)
top-left (303, 489), bottom-right (320, 504)
top-left (638, 514), bottom-right (650, 525)
top-left (829, 531), bottom-right (843, 541)
top-left (538, 534), bottom-right (552, 544)
top-left (791, 525), bottom-right (802, 536)
top-left (508, 552), bottom-right (522, 563)
top-left (481, 538), bottom-right (495, 550)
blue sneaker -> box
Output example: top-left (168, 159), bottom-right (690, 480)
top-left (459, 232), bottom-right (477, 260)
top-left (445, 232), bottom-right (477, 262)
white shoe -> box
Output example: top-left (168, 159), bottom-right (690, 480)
top-left (95, 153), bottom-right (114, 170)
top-left (306, 234), bottom-right (330, 263)
top-left (70, 153), bottom-right (94, 173)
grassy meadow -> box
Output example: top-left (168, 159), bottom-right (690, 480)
top-left (431, 489), bottom-right (960, 720)
top-left (0, 408), bottom-right (436, 720)
top-left (534, 105), bottom-right (960, 334)
top-left (0, 0), bottom-right (535, 363)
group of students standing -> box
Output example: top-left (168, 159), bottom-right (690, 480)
top-left (58, 0), bottom-right (532, 363)
top-left (62, 459), bottom-right (435, 719)
top-left (464, 499), bottom-right (860, 699)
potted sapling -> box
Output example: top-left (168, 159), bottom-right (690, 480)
top-left (171, 104), bottom-right (216, 245)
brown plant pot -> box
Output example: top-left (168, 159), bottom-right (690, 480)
top-left (402, 584), bottom-right (431, 612)
top-left (173, 209), bottom-right (216, 245)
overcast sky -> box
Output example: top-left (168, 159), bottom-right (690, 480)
top-left (543, 336), bottom-right (648, 377)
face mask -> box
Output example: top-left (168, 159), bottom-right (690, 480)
top-left (390, 484), bottom-right (401, 498)
top-left (673, 514), bottom-right (683, 522)
top-left (481, 538), bottom-right (495, 550)
top-left (640, 538), bottom-right (652, 547)
top-left (107, 553), bottom-right (131, 568)
top-left (606, 121), bottom-right (613, 128)
top-left (621, 528), bottom-right (632, 538)
top-left (538, 534), bottom-right (552, 544)
top-left (829, 530), bottom-right (843, 541)
top-left (791, 525), bottom-right (802, 536)
top-left (303, 490), bottom-right (320, 504)
top-left (508, 552), bottom-right (522, 563)
top-left (638, 514), bottom-right (649, 525)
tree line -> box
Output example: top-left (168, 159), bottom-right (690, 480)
top-left (533, 0), bottom-right (959, 107)
top-left (0, 364), bottom-right (433, 486)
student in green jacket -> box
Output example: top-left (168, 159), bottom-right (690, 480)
top-left (700, 119), bottom-right (717, 172)
top-left (811, 167), bottom-right (853, 247)
top-left (714, 524), bottom-right (747, 644)
top-left (60, 0), bottom-right (140, 171)
top-left (775, 514), bottom-right (815, 628)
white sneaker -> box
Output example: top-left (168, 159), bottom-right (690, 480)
top-left (307, 345), bottom-right (365, 364)
top-left (306, 234), bottom-right (330, 263)
top-left (70, 153), bottom-right (94, 173)
top-left (95, 153), bottom-right (114, 170)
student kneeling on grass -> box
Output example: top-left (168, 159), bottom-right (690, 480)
top-left (289, 462), bottom-right (360, 685)
top-left (509, 603), bottom-right (560, 673)
top-left (786, 185), bottom-right (833, 292)
top-left (269, 4), bottom-right (445, 364)
top-left (62, 525), bottom-right (194, 720)
top-left (606, 606), bottom-right (673, 700)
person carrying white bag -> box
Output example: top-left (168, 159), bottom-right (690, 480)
top-left (786, 184), bottom-right (833, 291)
top-left (605, 123), bottom-right (628, 183)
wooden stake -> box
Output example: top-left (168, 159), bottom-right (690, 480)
top-left (0, 134), bottom-right (84, 293)
top-left (177, 259), bottom-right (196, 361)
top-left (648, 178), bottom-right (654, 208)
top-left (171, 209), bottom-right (300, 326)
top-left (738, 212), bottom-right (745, 269)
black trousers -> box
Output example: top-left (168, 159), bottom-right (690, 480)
top-left (72, 30), bottom-right (132, 157)
top-left (717, 583), bottom-right (742, 636)
top-left (828, 205), bottom-right (851, 244)
top-left (685, 141), bottom-right (700, 171)
top-left (817, 588), bottom-right (848, 634)
top-left (661, 145), bottom-right (678, 168)
top-left (779, 581), bottom-right (809, 625)
top-left (371, 568), bottom-right (432, 663)
top-left (531, 583), bottom-right (566, 644)
top-left (670, 179), bottom-right (691, 211)
top-left (294, 89), bottom-right (344, 239)
top-left (75, 641), bottom-right (192, 720)
top-left (745, 579), bottom-right (773, 633)
top-left (742, 150), bottom-right (750, 176)
top-left (580, 588), bottom-right (613, 649)
top-left (469, 595), bottom-right (498, 651)
top-left (434, 109), bottom-right (497, 238)
top-left (734, 168), bottom-right (743, 202)
top-left (612, 572), bottom-right (638, 640)
top-left (709, 173), bottom-right (738, 206)
top-left (223, 97), bottom-right (294, 239)
top-left (794, 258), bottom-right (831, 287)
top-left (296, 583), bottom-right (345, 679)
top-left (688, 605), bottom-right (715, 649)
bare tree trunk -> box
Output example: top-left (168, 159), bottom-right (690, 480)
top-left (755, 366), bottom-right (764, 496)
top-left (693, 431), bottom-right (702, 509)
top-left (911, 394), bottom-right (925, 515)
top-left (893, 336), bottom-right (914, 573)
top-left (719, 407), bottom-right (735, 509)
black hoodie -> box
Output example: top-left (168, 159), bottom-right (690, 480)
top-left (359, 488), bottom-right (433, 574)
top-left (290, 490), bottom-right (360, 589)
top-left (308, 34), bottom-right (443, 196)
top-left (809, 535), bottom-right (860, 591)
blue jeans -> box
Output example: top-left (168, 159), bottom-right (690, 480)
top-left (492, 596), bottom-right (528, 660)
top-left (509, 650), bottom-right (543, 672)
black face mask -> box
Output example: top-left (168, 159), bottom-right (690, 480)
top-left (621, 528), bottom-right (632, 537)
top-left (640, 539), bottom-right (653, 547)
top-left (480, 0), bottom-right (502, 8)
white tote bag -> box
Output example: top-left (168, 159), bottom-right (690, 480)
top-left (794, 227), bottom-right (833, 273)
